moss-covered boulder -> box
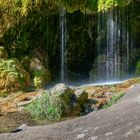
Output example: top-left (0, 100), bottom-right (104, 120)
top-left (0, 59), bottom-right (31, 93)
top-left (0, 46), bottom-right (8, 59)
top-left (51, 83), bottom-right (74, 109)
top-left (27, 91), bottom-right (70, 121)
top-left (75, 89), bottom-right (88, 107)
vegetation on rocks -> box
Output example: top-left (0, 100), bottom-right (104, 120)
top-left (32, 70), bottom-right (51, 89)
top-left (26, 92), bottom-right (69, 121)
top-left (0, 59), bottom-right (30, 93)
top-left (27, 84), bottom-right (89, 121)
top-left (0, 47), bottom-right (30, 93)
top-left (0, 78), bottom-right (138, 133)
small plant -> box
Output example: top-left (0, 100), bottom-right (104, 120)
top-left (102, 92), bottom-right (125, 109)
top-left (26, 93), bottom-right (68, 121)
top-left (33, 76), bottom-right (43, 89)
top-left (33, 70), bottom-right (51, 89)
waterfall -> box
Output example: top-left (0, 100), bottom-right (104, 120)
top-left (60, 9), bottom-right (67, 82)
top-left (96, 6), bottom-right (132, 81)
top-left (106, 10), bottom-right (115, 79)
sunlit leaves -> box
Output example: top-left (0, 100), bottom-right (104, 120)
top-left (98, 0), bottom-right (132, 11)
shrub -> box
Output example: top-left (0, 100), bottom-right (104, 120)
top-left (33, 76), bottom-right (43, 89)
top-left (0, 59), bottom-right (30, 92)
top-left (33, 70), bottom-right (51, 89)
top-left (26, 93), bottom-right (68, 121)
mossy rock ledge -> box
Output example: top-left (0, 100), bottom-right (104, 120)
top-left (51, 83), bottom-right (74, 107)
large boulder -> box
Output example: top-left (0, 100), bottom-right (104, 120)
top-left (51, 83), bottom-right (74, 106)
top-left (75, 89), bottom-right (88, 106)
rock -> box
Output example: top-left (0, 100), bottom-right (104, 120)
top-left (87, 136), bottom-right (98, 140)
top-left (11, 124), bottom-right (27, 133)
top-left (30, 57), bottom-right (51, 86)
top-left (77, 133), bottom-right (86, 139)
top-left (105, 132), bottom-right (112, 136)
top-left (71, 102), bottom-right (82, 115)
top-left (51, 83), bottom-right (74, 107)
top-left (30, 57), bottom-right (45, 71)
top-left (51, 84), bottom-right (82, 116)
top-left (51, 83), bottom-right (73, 94)
top-left (73, 123), bottom-right (78, 128)
top-left (75, 89), bottom-right (88, 106)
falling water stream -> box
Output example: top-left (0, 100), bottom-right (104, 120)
top-left (96, 6), bottom-right (134, 81)
top-left (60, 9), bottom-right (67, 82)
top-left (59, 5), bottom-right (134, 85)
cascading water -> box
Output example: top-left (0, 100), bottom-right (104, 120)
top-left (106, 10), bottom-right (115, 79)
top-left (60, 9), bottom-right (67, 82)
top-left (96, 6), bottom-right (134, 81)
top-left (58, 4), bottom-right (135, 84)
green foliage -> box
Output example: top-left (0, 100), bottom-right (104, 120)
top-left (33, 77), bottom-right (43, 89)
top-left (0, 0), bottom-right (133, 57)
top-left (33, 70), bottom-right (51, 89)
top-left (102, 92), bottom-right (125, 109)
top-left (98, 0), bottom-right (132, 11)
top-left (26, 93), bottom-right (68, 121)
top-left (135, 61), bottom-right (140, 76)
top-left (32, 70), bottom-right (46, 78)
top-left (0, 59), bottom-right (30, 92)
